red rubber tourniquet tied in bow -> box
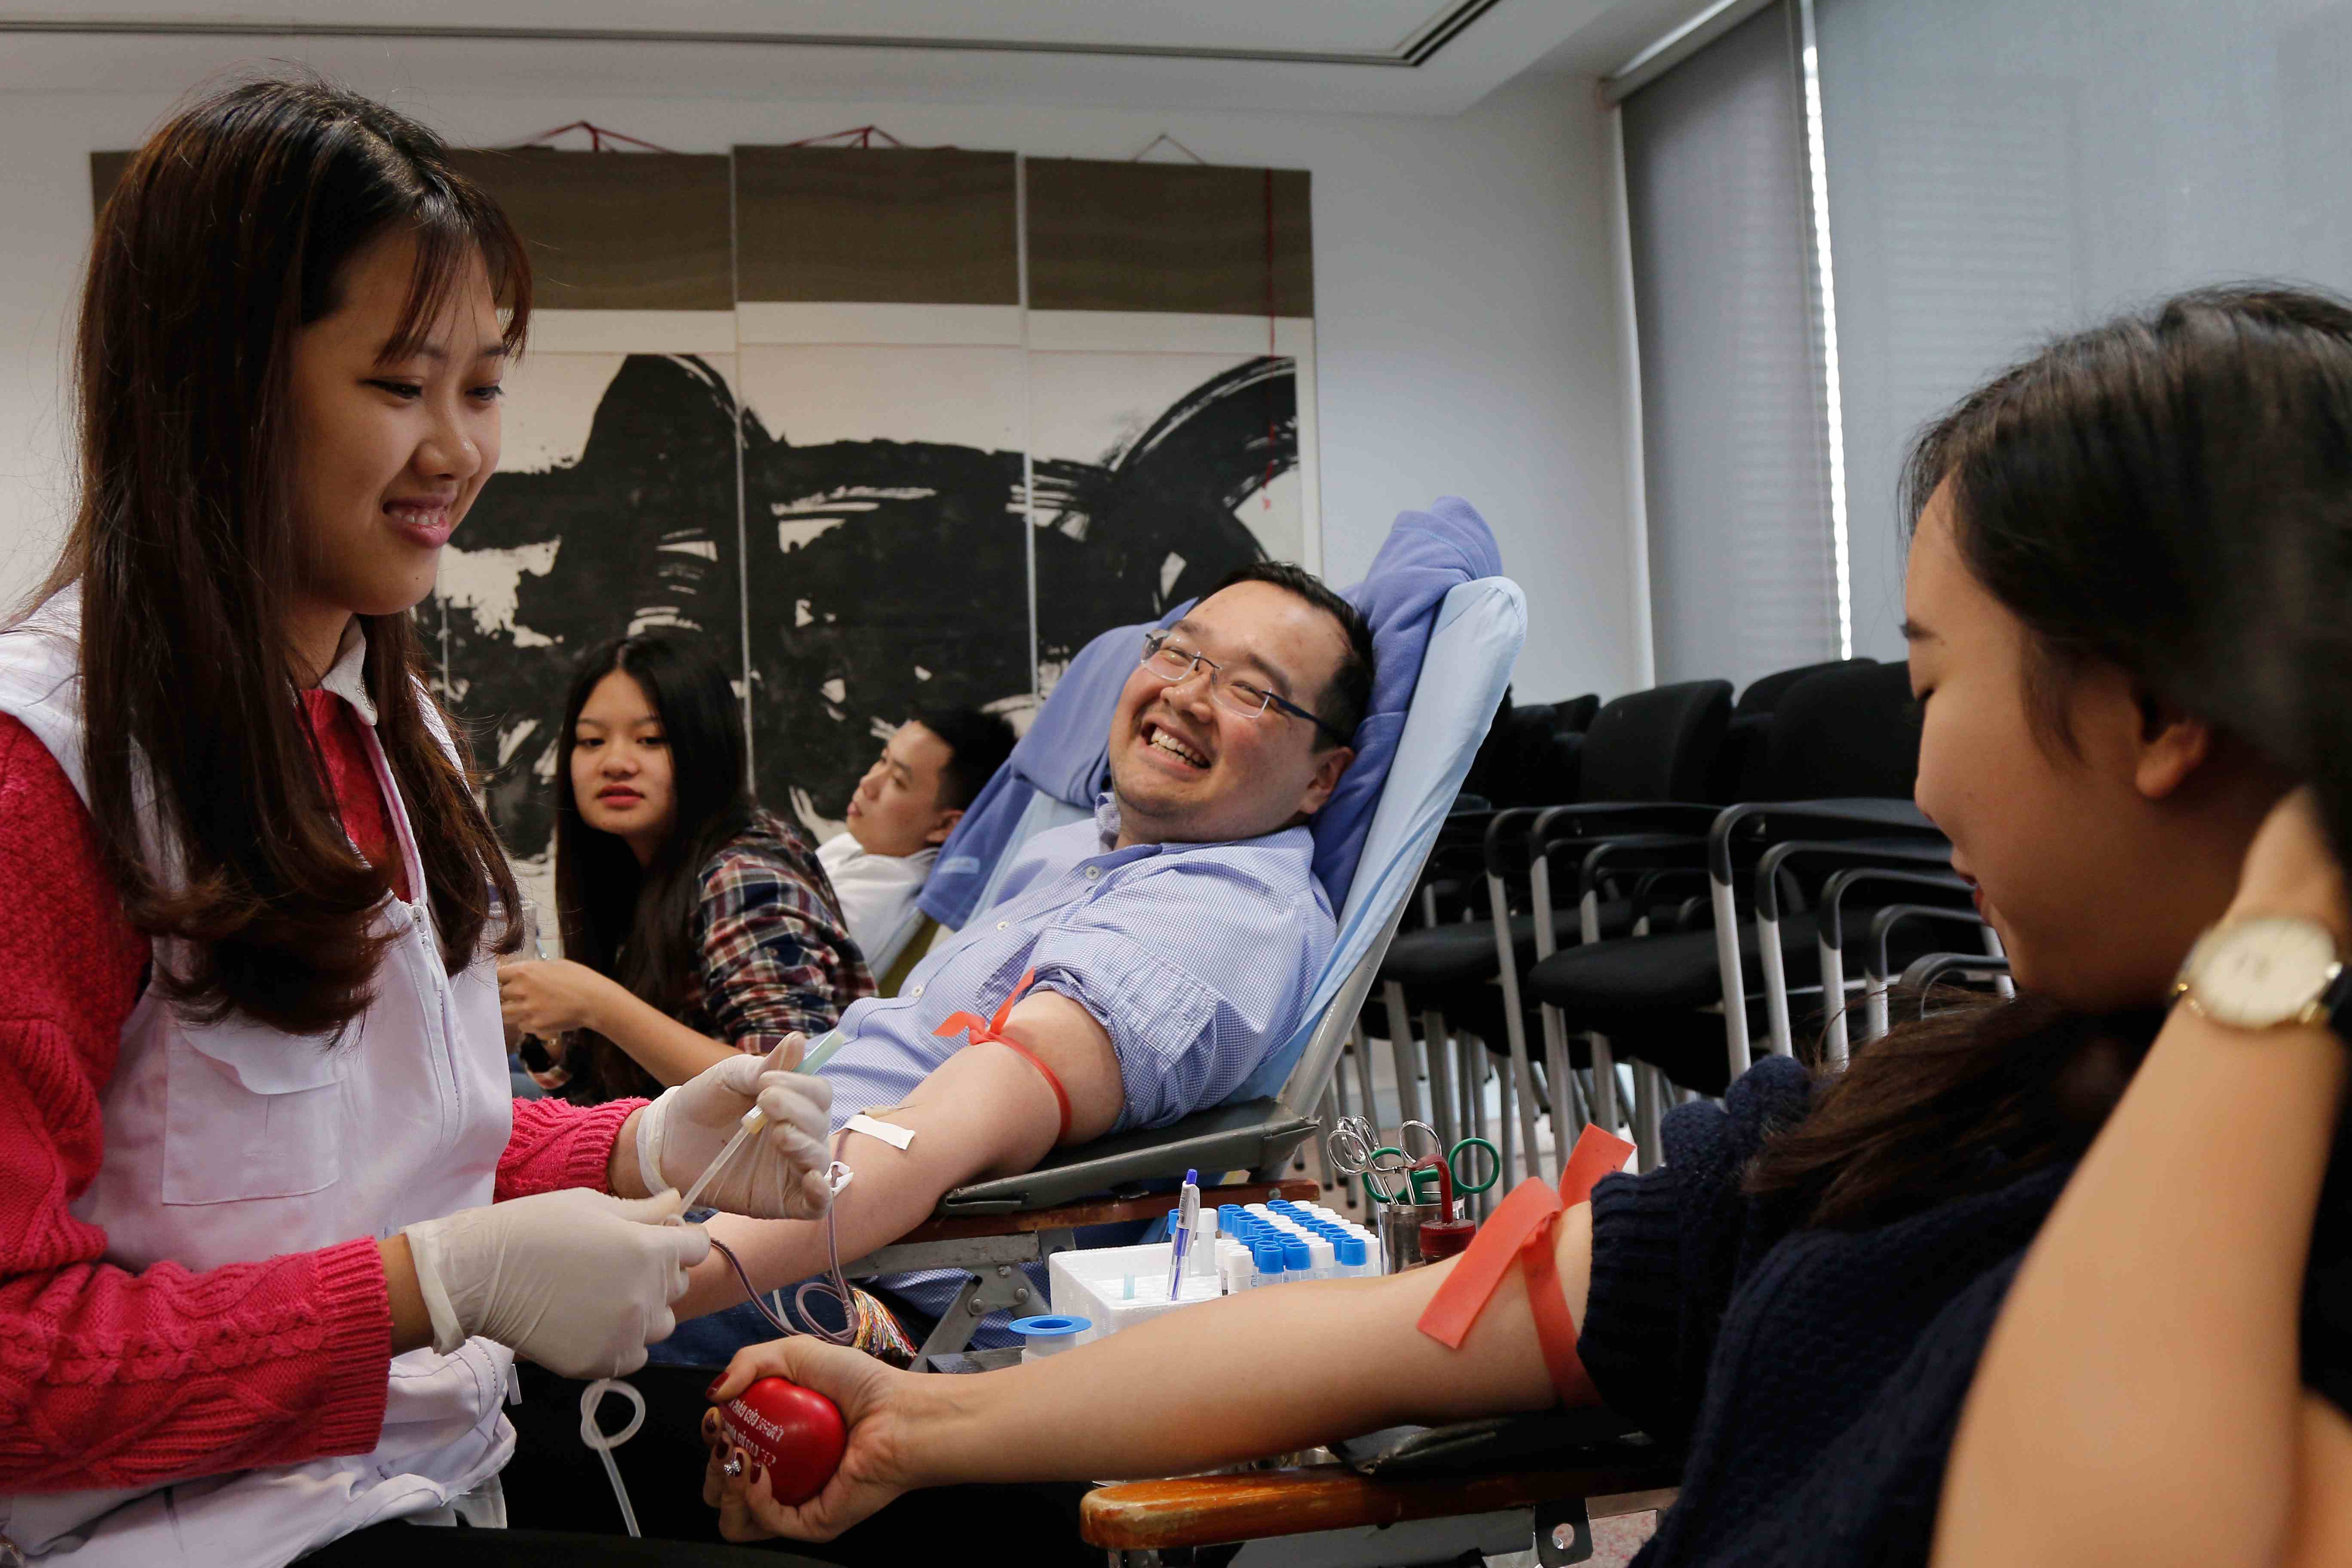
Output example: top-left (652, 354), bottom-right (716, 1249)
top-left (1415, 1125), bottom-right (1637, 1407)
top-left (933, 968), bottom-right (1073, 1145)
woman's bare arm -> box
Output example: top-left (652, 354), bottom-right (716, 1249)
top-left (698, 1201), bottom-right (1598, 1543)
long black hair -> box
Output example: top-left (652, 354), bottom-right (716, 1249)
top-left (1751, 285), bottom-right (2352, 1229)
top-left (37, 75), bottom-right (530, 1036)
top-left (553, 634), bottom-right (754, 1101)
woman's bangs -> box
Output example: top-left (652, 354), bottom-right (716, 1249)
top-left (376, 193), bottom-right (533, 365)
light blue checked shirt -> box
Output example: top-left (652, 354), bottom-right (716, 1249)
top-left (820, 793), bottom-right (1335, 1138)
top-left (806, 794), bottom-right (1335, 1345)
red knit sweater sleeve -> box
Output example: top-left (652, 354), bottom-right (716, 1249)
top-left (496, 1095), bottom-right (644, 1201)
top-left (0, 716), bottom-right (392, 1492)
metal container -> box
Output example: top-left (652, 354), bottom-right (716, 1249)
top-left (1378, 1200), bottom-right (1446, 1274)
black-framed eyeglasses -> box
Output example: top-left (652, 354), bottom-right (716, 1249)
top-left (1140, 631), bottom-right (1351, 744)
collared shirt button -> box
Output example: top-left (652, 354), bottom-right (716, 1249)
top-left (910, 985), bottom-right (924, 998)
top-left (996, 920), bottom-right (1010, 931)
top-left (1084, 866), bottom-right (1102, 881)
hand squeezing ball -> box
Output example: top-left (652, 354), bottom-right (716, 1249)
top-left (718, 1376), bottom-right (847, 1506)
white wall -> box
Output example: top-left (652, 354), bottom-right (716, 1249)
top-left (0, 63), bottom-right (1637, 701)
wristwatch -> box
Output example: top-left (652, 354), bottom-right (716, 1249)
top-left (2172, 914), bottom-right (2352, 1041)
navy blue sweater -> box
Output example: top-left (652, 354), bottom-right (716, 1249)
top-left (1577, 1054), bottom-right (2352, 1567)
top-left (1576, 1057), bottom-right (2081, 1566)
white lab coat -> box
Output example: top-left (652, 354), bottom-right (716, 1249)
top-left (816, 831), bottom-right (935, 977)
top-left (0, 588), bottom-right (516, 1566)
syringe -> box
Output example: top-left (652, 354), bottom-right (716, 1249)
top-left (674, 1029), bottom-right (852, 1212)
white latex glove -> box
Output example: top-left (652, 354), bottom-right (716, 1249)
top-left (635, 1035), bottom-right (837, 1220)
top-left (403, 1188), bottom-right (709, 1379)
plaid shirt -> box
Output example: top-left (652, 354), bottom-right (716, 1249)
top-left (678, 809), bottom-right (875, 1059)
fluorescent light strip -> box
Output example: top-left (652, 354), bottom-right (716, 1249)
top-left (1797, 1), bottom-right (1853, 659)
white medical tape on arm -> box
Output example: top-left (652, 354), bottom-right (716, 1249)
top-left (842, 1114), bottom-right (916, 1151)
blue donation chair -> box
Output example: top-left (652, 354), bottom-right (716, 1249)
top-left (840, 500), bottom-right (1525, 1364)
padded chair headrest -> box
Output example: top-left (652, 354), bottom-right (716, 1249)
top-left (1735, 657), bottom-right (1876, 717)
top-left (1579, 679), bottom-right (1733, 803)
top-left (1760, 661), bottom-right (1922, 800)
top-left (1553, 692), bottom-right (1602, 734)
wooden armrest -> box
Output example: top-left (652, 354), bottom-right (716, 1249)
top-left (1079, 1461), bottom-right (1679, 1552)
top-left (894, 1178), bottom-right (1322, 1246)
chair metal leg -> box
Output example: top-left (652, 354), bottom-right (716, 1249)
top-left (1382, 982), bottom-right (1425, 1127)
top-left (1315, 1083), bottom-right (1341, 1196)
top-left (1711, 872), bottom-right (1752, 1083)
top-left (1544, 1031), bottom-right (1576, 1175)
top-left (1484, 870), bottom-right (1547, 1188)
top-left (1351, 1022), bottom-right (1378, 1150)
top-left (1330, 1041), bottom-right (1356, 1207)
top-left (1985, 925), bottom-right (2015, 998)
top-left (1759, 911), bottom-right (1795, 1057)
top-left (1632, 1064), bottom-right (1664, 1170)
top-left (1494, 1035), bottom-right (1520, 1190)
top-left (1819, 933), bottom-right (1850, 1068)
top-left (1589, 1032), bottom-right (1621, 1136)
top-left (1423, 1010), bottom-right (1456, 1151)
top-left (1459, 1032), bottom-right (1488, 1217)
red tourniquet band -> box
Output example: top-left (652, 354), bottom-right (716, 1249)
top-left (932, 968), bottom-right (1074, 1145)
top-left (1416, 1124), bottom-right (1636, 1406)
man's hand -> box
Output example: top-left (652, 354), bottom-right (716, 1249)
top-left (700, 1338), bottom-right (931, 1542)
top-left (498, 957), bottom-right (624, 1038)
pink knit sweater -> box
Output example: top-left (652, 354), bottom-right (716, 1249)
top-left (0, 708), bottom-right (640, 1493)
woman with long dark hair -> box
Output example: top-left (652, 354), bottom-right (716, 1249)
top-left (696, 286), bottom-right (2352, 1562)
top-left (0, 77), bottom-right (836, 1567)
top-left (498, 634), bottom-right (873, 1103)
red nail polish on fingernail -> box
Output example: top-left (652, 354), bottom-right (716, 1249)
top-left (750, 1466), bottom-right (766, 1491)
top-left (705, 1377), bottom-right (726, 1400)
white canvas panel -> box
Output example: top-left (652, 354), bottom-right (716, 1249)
top-left (735, 301), bottom-right (1025, 346)
top-left (494, 350), bottom-right (741, 476)
top-left (1028, 349), bottom-right (1309, 563)
top-left (1027, 310), bottom-right (1317, 357)
top-left (735, 343), bottom-right (1025, 452)
top-left (524, 308), bottom-right (741, 355)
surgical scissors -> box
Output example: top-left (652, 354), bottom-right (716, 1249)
top-left (1326, 1116), bottom-right (1501, 1203)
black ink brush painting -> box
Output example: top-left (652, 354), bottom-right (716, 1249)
top-left (432, 351), bottom-right (1295, 864)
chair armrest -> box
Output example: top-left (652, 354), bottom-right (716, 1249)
top-left (1079, 1458), bottom-right (1681, 1553)
top-left (933, 1098), bottom-right (1318, 1216)
top-left (1750, 836), bottom-right (1952, 920)
top-left (1529, 802), bottom-right (1720, 862)
top-left (1572, 833), bottom-right (1709, 903)
top-left (1868, 903), bottom-right (1994, 980)
top-left (1818, 866), bottom-right (1972, 950)
top-left (896, 1177), bottom-right (1320, 1246)
top-left (1706, 799), bottom-right (1940, 890)
top-left (1898, 951), bottom-right (2013, 997)
top-left (1482, 807), bottom-right (1547, 879)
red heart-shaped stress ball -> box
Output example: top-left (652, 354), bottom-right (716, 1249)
top-left (720, 1377), bottom-right (847, 1506)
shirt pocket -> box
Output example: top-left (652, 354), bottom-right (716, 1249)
top-left (162, 1013), bottom-right (349, 1205)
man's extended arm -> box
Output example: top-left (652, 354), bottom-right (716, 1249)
top-left (676, 992), bottom-right (1122, 1320)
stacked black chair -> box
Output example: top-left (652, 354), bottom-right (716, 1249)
top-left (1522, 662), bottom-right (1979, 1161)
top-left (1706, 657), bottom-right (1875, 804)
top-left (1367, 680), bottom-right (1731, 1187)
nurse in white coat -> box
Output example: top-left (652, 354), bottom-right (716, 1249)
top-left (0, 80), bottom-right (832, 1567)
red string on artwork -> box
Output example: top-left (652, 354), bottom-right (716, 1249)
top-left (505, 120), bottom-right (679, 154)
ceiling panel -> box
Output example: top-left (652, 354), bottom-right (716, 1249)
top-left (13, 1), bottom-right (1489, 61)
top-left (0, 0), bottom-right (1639, 113)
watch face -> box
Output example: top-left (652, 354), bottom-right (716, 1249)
top-left (2191, 916), bottom-right (2340, 1028)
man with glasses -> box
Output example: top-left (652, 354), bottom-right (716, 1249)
top-left (659, 561), bottom-right (1374, 1357)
